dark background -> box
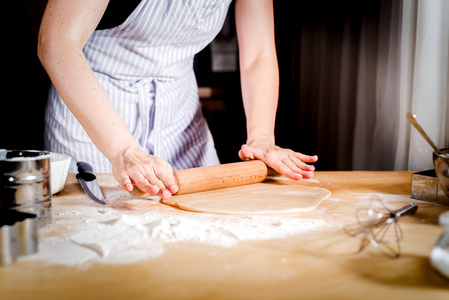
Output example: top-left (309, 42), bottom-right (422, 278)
top-left (1, 1), bottom-right (386, 171)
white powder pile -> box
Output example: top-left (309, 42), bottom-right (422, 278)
top-left (20, 188), bottom-right (329, 266)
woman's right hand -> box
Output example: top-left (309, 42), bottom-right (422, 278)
top-left (110, 146), bottom-right (179, 200)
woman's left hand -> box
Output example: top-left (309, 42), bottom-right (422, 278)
top-left (238, 143), bottom-right (318, 180)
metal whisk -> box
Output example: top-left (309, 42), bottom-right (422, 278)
top-left (343, 200), bottom-right (418, 258)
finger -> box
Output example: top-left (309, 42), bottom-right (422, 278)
top-left (159, 189), bottom-right (172, 200)
top-left (298, 170), bottom-right (315, 179)
top-left (288, 153), bottom-right (316, 172)
top-left (155, 171), bottom-right (178, 199)
top-left (135, 176), bottom-right (160, 195)
top-left (238, 144), bottom-right (255, 160)
top-left (156, 161), bottom-right (178, 194)
top-left (276, 162), bottom-right (303, 180)
top-left (155, 168), bottom-right (176, 189)
top-left (280, 157), bottom-right (314, 180)
top-left (115, 172), bottom-right (134, 192)
top-left (170, 185), bottom-right (179, 194)
top-left (295, 152), bottom-right (318, 163)
top-left (281, 155), bottom-right (304, 174)
top-left (144, 172), bottom-right (166, 194)
top-left (123, 164), bottom-right (160, 195)
top-left (263, 153), bottom-right (300, 180)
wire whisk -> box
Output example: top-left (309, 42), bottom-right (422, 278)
top-left (343, 199), bottom-right (418, 258)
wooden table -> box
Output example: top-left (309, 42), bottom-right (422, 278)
top-left (1, 171), bottom-right (449, 299)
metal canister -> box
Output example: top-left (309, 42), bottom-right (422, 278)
top-left (0, 211), bottom-right (38, 265)
top-left (0, 150), bottom-right (52, 228)
top-left (0, 221), bottom-right (18, 265)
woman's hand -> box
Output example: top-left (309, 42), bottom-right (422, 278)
top-left (110, 146), bottom-right (178, 200)
top-left (238, 142), bottom-right (318, 180)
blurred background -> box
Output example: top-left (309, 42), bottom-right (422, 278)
top-left (2, 0), bottom-right (448, 171)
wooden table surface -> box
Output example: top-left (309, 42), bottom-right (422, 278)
top-left (1, 171), bottom-right (449, 300)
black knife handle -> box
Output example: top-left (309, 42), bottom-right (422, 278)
top-left (77, 162), bottom-right (94, 173)
top-left (76, 162), bottom-right (96, 181)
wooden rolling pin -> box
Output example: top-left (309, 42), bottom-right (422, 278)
top-left (130, 160), bottom-right (268, 197)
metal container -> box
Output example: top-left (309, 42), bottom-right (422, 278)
top-left (411, 170), bottom-right (449, 205)
top-left (0, 211), bottom-right (38, 266)
top-left (433, 148), bottom-right (449, 199)
top-left (0, 150), bottom-right (52, 228)
top-left (0, 221), bottom-right (18, 265)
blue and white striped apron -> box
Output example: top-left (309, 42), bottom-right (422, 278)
top-left (44, 0), bottom-right (232, 172)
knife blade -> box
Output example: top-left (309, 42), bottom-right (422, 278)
top-left (76, 162), bottom-right (107, 205)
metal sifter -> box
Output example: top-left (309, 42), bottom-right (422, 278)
top-left (0, 211), bottom-right (38, 265)
top-left (0, 150), bottom-right (52, 265)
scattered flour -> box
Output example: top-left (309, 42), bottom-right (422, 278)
top-left (328, 197), bottom-right (344, 203)
top-left (20, 193), bottom-right (329, 266)
top-left (352, 192), bottom-right (432, 205)
top-left (266, 176), bottom-right (320, 183)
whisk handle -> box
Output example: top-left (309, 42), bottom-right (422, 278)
top-left (393, 203), bottom-right (418, 218)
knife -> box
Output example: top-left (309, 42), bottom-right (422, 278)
top-left (76, 162), bottom-right (107, 205)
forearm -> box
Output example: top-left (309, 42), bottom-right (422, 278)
top-left (38, 40), bottom-right (138, 161)
top-left (240, 54), bottom-right (279, 145)
top-left (235, 0), bottom-right (279, 145)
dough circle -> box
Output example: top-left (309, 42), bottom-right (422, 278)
top-left (162, 182), bottom-right (331, 215)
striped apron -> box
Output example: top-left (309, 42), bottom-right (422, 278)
top-left (44, 0), bottom-right (231, 172)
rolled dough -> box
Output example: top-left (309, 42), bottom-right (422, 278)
top-left (162, 182), bottom-right (331, 215)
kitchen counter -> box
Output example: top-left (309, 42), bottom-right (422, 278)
top-left (1, 171), bottom-right (449, 299)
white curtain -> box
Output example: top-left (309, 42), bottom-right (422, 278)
top-left (352, 0), bottom-right (402, 170)
top-left (352, 0), bottom-right (449, 171)
top-left (274, 0), bottom-right (447, 171)
top-left (394, 0), bottom-right (449, 171)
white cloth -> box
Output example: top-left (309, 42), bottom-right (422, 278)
top-left (395, 0), bottom-right (449, 170)
top-left (45, 0), bottom-right (232, 172)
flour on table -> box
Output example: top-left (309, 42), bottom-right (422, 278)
top-left (266, 175), bottom-right (320, 183)
top-left (20, 186), bottom-right (330, 267)
top-left (352, 193), bottom-right (431, 205)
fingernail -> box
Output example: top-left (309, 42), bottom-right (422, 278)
top-left (149, 185), bottom-right (159, 194)
top-left (161, 189), bottom-right (171, 199)
top-left (294, 173), bottom-right (303, 180)
top-left (169, 185), bottom-right (179, 194)
top-left (124, 183), bottom-right (133, 191)
top-left (303, 171), bottom-right (314, 178)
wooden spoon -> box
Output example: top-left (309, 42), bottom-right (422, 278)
top-left (406, 112), bottom-right (440, 153)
